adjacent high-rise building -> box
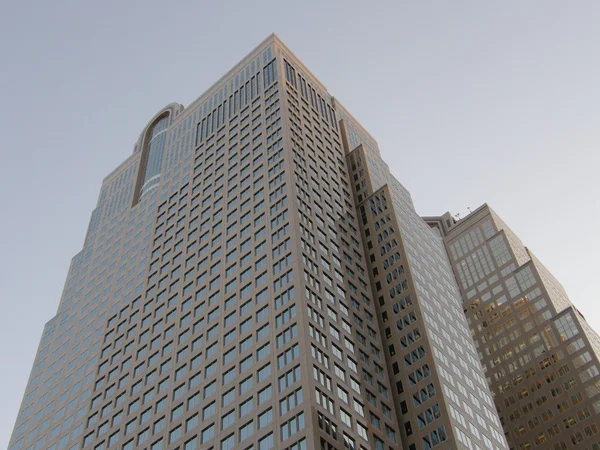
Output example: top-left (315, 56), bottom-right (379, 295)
top-left (426, 205), bottom-right (600, 450)
top-left (11, 33), bottom-right (595, 450)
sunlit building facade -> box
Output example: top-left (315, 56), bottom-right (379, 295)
top-left (426, 205), bottom-right (600, 450)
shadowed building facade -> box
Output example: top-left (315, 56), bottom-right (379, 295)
top-left (9, 35), bottom-right (508, 450)
top-left (426, 205), bottom-right (600, 450)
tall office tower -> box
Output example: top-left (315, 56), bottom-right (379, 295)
top-left (426, 205), bottom-right (600, 450)
top-left (9, 34), bottom-right (506, 450)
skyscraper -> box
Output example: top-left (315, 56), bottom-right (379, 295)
top-left (9, 34), bottom-right (509, 450)
top-left (426, 205), bottom-right (600, 449)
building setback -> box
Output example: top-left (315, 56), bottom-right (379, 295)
top-left (426, 205), bottom-right (600, 450)
top-left (9, 34), bottom-right (511, 450)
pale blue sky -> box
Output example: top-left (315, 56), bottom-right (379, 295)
top-left (1, 1), bottom-right (599, 445)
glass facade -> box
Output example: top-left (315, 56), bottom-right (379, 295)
top-left (140, 116), bottom-right (170, 198)
top-left (429, 205), bottom-right (600, 450)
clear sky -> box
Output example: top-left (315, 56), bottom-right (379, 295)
top-left (1, 0), bottom-right (599, 445)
